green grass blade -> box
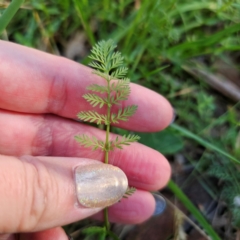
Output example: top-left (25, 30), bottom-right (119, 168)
top-left (167, 23), bottom-right (240, 59)
top-left (72, 0), bottom-right (95, 45)
top-left (168, 179), bottom-right (221, 240)
top-left (0, 0), bottom-right (24, 35)
top-left (170, 123), bottom-right (240, 164)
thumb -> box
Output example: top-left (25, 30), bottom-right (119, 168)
top-left (0, 155), bottom-right (128, 233)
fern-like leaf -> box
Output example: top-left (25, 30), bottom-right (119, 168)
top-left (92, 70), bottom-right (111, 81)
top-left (110, 78), bottom-right (130, 91)
top-left (87, 84), bottom-right (108, 94)
top-left (111, 105), bottom-right (138, 123)
top-left (83, 93), bottom-right (107, 108)
top-left (88, 40), bottom-right (127, 75)
top-left (89, 40), bottom-right (115, 61)
top-left (110, 134), bottom-right (140, 149)
top-left (110, 80), bottom-right (131, 105)
top-left (75, 135), bottom-right (105, 151)
top-left (123, 187), bottom-right (136, 198)
top-left (108, 51), bottom-right (123, 62)
top-left (88, 61), bottom-right (106, 72)
top-left (77, 111), bottom-right (107, 125)
top-left (108, 53), bottom-right (124, 69)
top-left (75, 40), bottom-right (139, 234)
top-left (89, 40), bottom-right (116, 72)
top-left (110, 66), bottom-right (128, 78)
top-left (110, 91), bottom-right (130, 105)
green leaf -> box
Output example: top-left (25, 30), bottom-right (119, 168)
top-left (88, 61), bottom-right (106, 71)
top-left (138, 128), bottom-right (184, 154)
top-left (107, 230), bottom-right (121, 240)
top-left (89, 40), bottom-right (116, 62)
top-left (110, 66), bottom-right (128, 78)
top-left (87, 84), bottom-right (108, 94)
top-left (88, 40), bottom-right (127, 75)
top-left (108, 55), bottom-right (124, 71)
top-left (111, 134), bottom-right (140, 150)
top-left (123, 187), bottom-right (136, 198)
top-left (92, 70), bottom-right (111, 80)
top-left (108, 51), bottom-right (122, 61)
top-left (77, 111), bottom-right (107, 125)
top-left (110, 79), bottom-right (131, 105)
top-left (89, 40), bottom-right (117, 72)
top-left (110, 78), bottom-right (130, 92)
top-left (75, 134), bottom-right (105, 151)
top-left (110, 91), bottom-right (130, 105)
top-left (83, 93), bottom-right (107, 108)
top-left (111, 105), bottom-right (138, 123)
top-left (98, 230), bottom-right (107, 240)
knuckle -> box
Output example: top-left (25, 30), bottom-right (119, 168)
top-left (17, 156), bottom-right (59, 231)
top-left (46, 58), bottom-right (68, 115)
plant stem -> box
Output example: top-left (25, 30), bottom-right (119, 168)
top-left (105, 120), bottom-right (110, 164)
top-left (104, 208), bottom-right (110, 231)
top-left (104, 76), bottom-right (111, 231)
top-left (0, 0), bottom-right (24, 35)
top-left (104, 77), bottom-right (111, 164)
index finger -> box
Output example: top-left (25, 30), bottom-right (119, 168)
top-left (0, 40), bottom-right (173, 132)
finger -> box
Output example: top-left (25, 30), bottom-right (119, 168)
top-left (19, 227), bottom-right (68, 240)
top-left (0, 110), bottom-right (171, 191)
top-left (95, 189), bottom-right (156, 224)
top-left (0, 234), bottom-right (14, 240)
top-left (0, 40), bottom-right (173, 132)
top-left (0, 155), bottom-right (157, 233)
top-left (0, 155), bottom-right (105, 233)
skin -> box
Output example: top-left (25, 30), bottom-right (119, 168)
top-left (0, 40), bottom-right (173, 240)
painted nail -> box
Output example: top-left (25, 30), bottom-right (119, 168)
top-left (152, 193), bottom-right (166, 216)
top-left (75, 163), bottom-right (128, 208)
top-left (171, 108), bottom-right (177, 124)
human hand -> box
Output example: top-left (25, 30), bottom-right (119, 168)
top-left (0, 41), bottom-right (173, 240)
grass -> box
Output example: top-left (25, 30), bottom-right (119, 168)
top-left (1, 0), bottom-right (240, 239)
top-left (168, 180), bottom-right (221, 240)
top-left (0, 0), bottom-right (24, 34)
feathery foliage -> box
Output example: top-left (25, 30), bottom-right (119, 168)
top-left (77, 111), bottom-right (107, 125)
top-left (75, 39), bottom-right (139, 150)
top-left (88, 40), bottom-right (126, 75)
top-left (86, 84), bottom-right (108, 94)
top-left (111, 105), bottom-right (138, 123)
top-left (83, 93), bottom-right (107, 108)
top-left (75, 135), bottom-right (105, 151)
top-left (207, 159), bottom-right (240, 227)
top-left (75, 40), bottom-right (139, 235)
top-left (123, 187), bottom-right (136, 199)
top-left (110, 134), bottom-right (140, 150)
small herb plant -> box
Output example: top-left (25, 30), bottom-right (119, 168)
top-left (75, 39), bottom-right (140, 239)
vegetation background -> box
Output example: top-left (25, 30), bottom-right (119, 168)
top-left (1, 0), bottom-right (240, 239)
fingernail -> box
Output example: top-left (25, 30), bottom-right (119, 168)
top-left (152, 193), bottom-right (166, 216)
top-left (171, 108), bottom-right (177, 124)
top-left (75, 163), bottom-right (128, 208)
